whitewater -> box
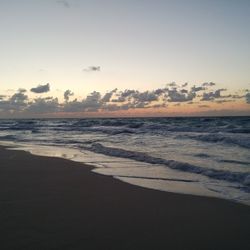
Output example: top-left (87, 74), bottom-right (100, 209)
top-left (0, 117), bottom-right (249, 205)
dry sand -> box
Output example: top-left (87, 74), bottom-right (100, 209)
top-left (0, 146), bottom-right (249, 250)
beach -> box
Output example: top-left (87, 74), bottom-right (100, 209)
top-left (0, 145), bottom-right (249, 250)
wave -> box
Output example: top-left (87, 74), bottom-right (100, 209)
top-left (2, 117), bottom-right (249, 136)
top-left (218, 159), bottom-right (250, 166)
top-left (0, 135), bottom-right (17, 140)
top-left (80, 143), bottom-right (250, 189)
top-left (181, 133), bottom-right (250, 149)
top-left (114, 175), bottom-right (198, 183)
top-left (194, 153), bottom-right (211, 158)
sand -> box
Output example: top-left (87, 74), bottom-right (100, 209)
top-left (0, 146), bottom-right (249, 250)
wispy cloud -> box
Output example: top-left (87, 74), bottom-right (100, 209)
top-left (199, 105), bottom-right (210, 108)
top-left (83, 66), bottom-right (101, 72)
top-left (57, 0), bottom-right (70, 8)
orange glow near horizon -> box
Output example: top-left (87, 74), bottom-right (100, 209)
top-left (33, 99), bottom-right (249, 119)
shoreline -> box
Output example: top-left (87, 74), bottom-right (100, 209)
top-left (2, 140), bottom-right (249, 206)
top-left (0, 145), bottom-right (250, 249)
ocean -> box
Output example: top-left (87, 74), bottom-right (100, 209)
top-left (0, 117), bottom-right (249, 205)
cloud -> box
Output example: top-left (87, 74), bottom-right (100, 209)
top-left (151, 103), bottom-right (167, 108)
top-left (191, 86), bottom-right (205, 92)
top-left (167, 89), bottom-right (196, 102)
top-left (64, 91), bottom-right (102, 112)
top-left (1, 82), bottom-right (249, 116)
top-left (215, 100), bottom-right (235, 104)
top-left (10, 92), bottom-right (28, 103)
top-left (62, 87), bottom-right (167, 113)
top-left (246, 93), bottom-right (250, 104)
top-left (132, 91), bottom-right (159, 102)
top-left (201, 89), bottom-right (226, 101)
top-left (18, 88), bottom-right (27, 93)
top-left (0, 89), bottom-right (28, 113)
top-left (199, 105), bottom-right (210, 108)
top-left (83, 66), bottom-right (101, 72)
top-left (110, 89), bottom-right (166, 109)
top-left (64, 90), bottom-right (74, 102)
top-left (30, 83), bottom-right (50, 93)
top-left (101, 89), bottom-right (117, 103)
top-left (27, 97), bottom-right (59, 114)
top-left (154, 88), bottom-right (167, 95)
top-left (57, 0), bottom-right (70, 8)
top-left (120, 89), bottom-right (136, 98)
top-left (202, 82), bottom-right (216, 87)
top-left (166, 82), bottom-right (178, 87)
top-left (180, 89), bottom-right (188, 94)
top-left (111, 96), bottom-right (126, 103)
top-left (230, 94), bottom-right (245, 99)
top-left (102, 103), bottom-right (133, 112)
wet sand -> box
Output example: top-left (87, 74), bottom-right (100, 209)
top-left (0, 146), bottom-right (249, 250)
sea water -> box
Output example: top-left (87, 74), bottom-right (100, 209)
top-left (0, 117), bottom-right (249, 205)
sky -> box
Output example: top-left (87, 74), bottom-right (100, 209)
top-left (0, 0), bottom-right (249, 117)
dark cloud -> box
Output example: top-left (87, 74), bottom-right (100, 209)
top-left (27, 97), bottom-right (59, 114)
top-left (246, 93), bottom-right (250, 104)
top-left (10, 92), bottom-right (28, 103)
top-left (62, 87), bottom-right (167, 113)
top-left (64, 90), bottom-right (74, 102)
top-left (83, 66), bottom-right (101, 72)
top-left (111, 96), bottom-right (126, 103)
top-left (201, 89), bottom-right (226, 101)
top-left (64, 91), bottom-right (102, 112)
top-left (101, 89), bottom-right (117, 103)
top-left (167, 89), bottom-right (196, 102)
top-left (30, 83), bottom-right (50, 93)
top-left (166, 82), bottom-right (178, 87)
top-left (0, 90), bottom-right (28, 113)
top-left (191, 86), bottom-right (205, 92)
top-left (202, 82), bottom-right (216, 87)
top-left (133, 102), bottom-right (149, 109)
top-left (1, 82), bottom-right (248, 116)
top-left (154, 88), bottom-right (167, 95)
top-left (120, 89), bottom-right (136, 98)
top-left (132, 91), bottom-right (159, 102)
top-left (63, 99), bottom-right (85, 112)
top-left (84, 91), bottom-right (101, 105)
top-left (180, 89), bottom-right (188, 94)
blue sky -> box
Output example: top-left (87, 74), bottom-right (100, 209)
top-left (0, 0), bottom-right (249, 117)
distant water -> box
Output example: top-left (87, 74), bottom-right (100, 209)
top-left (0, 117), bottom-right (249, 205)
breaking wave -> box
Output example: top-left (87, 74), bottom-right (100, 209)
top-left (81, 143), bottom-right (250, 190)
